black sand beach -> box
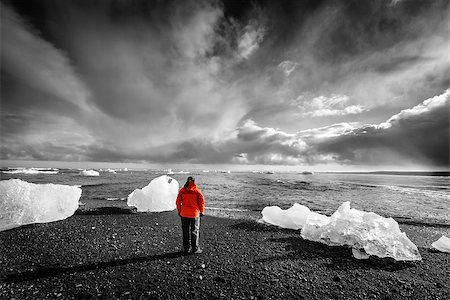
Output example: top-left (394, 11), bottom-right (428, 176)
top-left (1, 210), bottom-right (449, 299)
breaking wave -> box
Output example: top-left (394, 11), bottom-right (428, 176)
top-left (1, 168), bottom-right (59, 175)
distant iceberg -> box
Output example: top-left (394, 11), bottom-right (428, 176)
top-left (0, 179), bottom-right (81, 231)
top-left (261, 202), bottom-right (421, 261)
top-left (80, 169), bottom-right (99, 176)
top-left (165, 169), bottom-right (190, 175)
top-left (216, 170), bottom-right (231, 174)
top-left (127, 175), bottom-right (179, 212)
top-left (2, 168), bottom-right (59, 175)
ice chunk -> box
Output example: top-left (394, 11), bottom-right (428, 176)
top-left (301, 202), bottom-right (421, 261)
top-left (260, 201), bottom-right (421, 261)
top-left (0, 179), bottom-right (81, 231)
top-left (261, 203), bottom-right (326, 230)
top-left (127, 175), bottom-right (179, 212)
top-left (80, 169), bottom-right (99, 176)
top-left (431, 236), bottom-right (450, 253)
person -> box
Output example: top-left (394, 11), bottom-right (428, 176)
top-left (176, 176), bottom-right (205, 254)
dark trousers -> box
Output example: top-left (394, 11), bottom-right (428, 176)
top-left (181, 217), bottom-right (200, 251)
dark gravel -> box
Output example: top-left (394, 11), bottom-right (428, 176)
top-left (1, 210), bottom-right (449, 299)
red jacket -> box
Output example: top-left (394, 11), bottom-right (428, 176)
top-left (176, 182), bottom-right (205, 218)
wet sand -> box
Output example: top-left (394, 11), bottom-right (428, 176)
top-left (1, 209), bottom-right (449, 299)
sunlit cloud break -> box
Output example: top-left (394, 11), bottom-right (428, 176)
top-left (296, 95), bottom-right (367, 117)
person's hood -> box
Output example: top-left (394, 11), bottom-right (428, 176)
top-left (186, 182), bottom-right (196, 190)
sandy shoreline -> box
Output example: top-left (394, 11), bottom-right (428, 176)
top-left (1, 210), bottom-right (449, 299)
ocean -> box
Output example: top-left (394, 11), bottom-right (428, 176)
top-left (1, 168), bottom-right (449, 226)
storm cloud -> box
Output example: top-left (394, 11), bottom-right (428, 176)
top-left (1, 0), bottom-right (449, 169)
top-left (313, 90), bottom-right (450, 167)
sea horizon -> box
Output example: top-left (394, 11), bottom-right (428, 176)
top-left (1, 160), bottom-right (449, 175)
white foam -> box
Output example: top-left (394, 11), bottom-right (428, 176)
top-left (2, 168), bottom-right (59, 175)
top-left (106, 197), bottom-right (126, 201)
top-left (206, 207), bottom-right (249, 212)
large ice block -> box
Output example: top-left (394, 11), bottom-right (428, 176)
top-left (127, 175), bottom-right (179, 212)
top-left (0, 179), bottom-right (81, 231)
top-left (303, 202), bottom-right (421, 261)
top-left (261, 201), bottom-right (421, 261)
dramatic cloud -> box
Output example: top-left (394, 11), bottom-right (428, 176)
top-left (0, 4), bottom-right (91, 110)
top-left (310, 90), bottom-right (450, 166)
top-left (1, 0), bottom-right (247, 161)
top-left (153, 91), bottom-right (449, 167)
top-left (1, 0), bottom-right (449, 169)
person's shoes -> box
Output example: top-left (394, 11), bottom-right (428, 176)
top-left (191, 248), bottom-right (203, 254)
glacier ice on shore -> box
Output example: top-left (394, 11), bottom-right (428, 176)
top-left (431, 236), bottom-right (450, 253)
top-left (80, 169), bottom-right (99, 176)
top-left (261, 201), bottom-right (421, 261)
top-left (261, 203), bottom-right (329, 230)
top-left (0, 179), bottom-right (81, 231)
top-left (127, 175), bottom-right (179, 212)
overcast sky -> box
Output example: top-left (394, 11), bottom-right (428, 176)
top-left (1, 0), bottom-right (449, 170)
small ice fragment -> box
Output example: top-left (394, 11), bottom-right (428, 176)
top-left (80, 169), bottom-right (99, 176)
top-left (431, 236), bottom-right (450, 253)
